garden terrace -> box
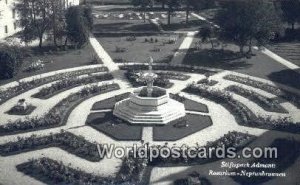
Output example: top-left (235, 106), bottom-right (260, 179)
top-left (0, 83), bottom-right (120, 135)
top-left (224, 74), bottom-right (300, 108)
top-left (0, 67), bottom-right (108, 105)
top-left (0, 132), bottom-right (102, 162)
top-left (184, 84), bottom-right (300, 133)
top-left (226, 85), bottom-right (288, 113)
top-left (32, 73), bottom-right (113, 99)
top-left (17, 158), bottom-right (117, 184)
top-left (150, 131), bottom-right (256, 165)
top-left (96, 34), bottom-right (184, 64)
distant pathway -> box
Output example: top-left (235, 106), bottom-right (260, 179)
top-left (254, 46), bottom-right (300, 72)
top-left (171, 31), bottom-right (197, 64)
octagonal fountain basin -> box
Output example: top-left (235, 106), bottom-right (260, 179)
top-left (113, 86), bottom-right (186, 125)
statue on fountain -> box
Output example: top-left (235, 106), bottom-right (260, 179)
top-left (140, 56), bottom-right (158, 97)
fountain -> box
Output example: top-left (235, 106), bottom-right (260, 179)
top-left (113, 57), bottom-right (186, 125)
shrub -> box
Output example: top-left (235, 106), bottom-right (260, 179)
top-left (0, 67), bottom-right (108, 105)
top-left (0, 131), bottom-right (101, 161)
top-left (0, 45), bottom-right (24, 79)
top-left (0, 83), bottom-right (119, 135)
top-left (66, 5), bottom-right (92, 48)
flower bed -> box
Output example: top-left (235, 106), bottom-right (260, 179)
top-left (17, 158), bottom-right (116, 184)
top-left (0, 67), bottom-right (108, 105)
top-left (197, 78), bottom-right (218, 86)
top-left (185, 84), bottom-right (254, 125)
top-left (17, 156), bottom-right (148, 184)
top-left (150, 131), bottom-right (256, 165)
top-left (0, 83), bottom-right (120, 135)
top-left (185, 84), bottom-right (300, 133)
top-left (125, 70), bottom-right (173, 88)
top-left (32, 73), bottom-right (113, 99)
top-left (224, 74), bottom-right (300, 108)
top-left (119, 64), bottom-right (218, 76)
top-left (155, 71), bottom-right (190, 81)
top-left (0, 131), bottom-right (101, 161)
top-left (226, 85), bottom-right (288, 113)
top-left (6, 104), bottom-right (36, 115)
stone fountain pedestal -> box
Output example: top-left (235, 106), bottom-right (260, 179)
top-left (113, 86), bottom-right (186, 125)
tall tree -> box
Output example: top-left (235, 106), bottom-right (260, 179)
top-left (16, 0), bottom-right (52, 48)
top-left (49, 0), bottom-right (65, 46)
top-left (166, 0), bottom-right (180, 25)
top-left (216, 0), bottom-right (281, 54)
top-left (280, 0), bottom-right (300, 30)
top-left (65, 6), bottom-right (92, 48)
top-left (155, 0), bottom-right (166, 9)
top-left (131, 0), bottom-right (153, 22)
top-left (181, 0), bottom-right (198, 24)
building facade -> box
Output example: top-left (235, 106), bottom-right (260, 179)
top-left (0, 0), bottom-right (80, 40)
top-left (0, 0), bottom-right (19, 39)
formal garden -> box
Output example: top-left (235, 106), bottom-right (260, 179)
top-left (1, 0), bottom-right (300, 185)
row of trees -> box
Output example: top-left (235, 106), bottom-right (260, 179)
top-left (131, 0), bottom-right (215, 25)
top-left (216, 0), bottom-right (281, 54)
top-left (16, 0), bottom-right (93, 48)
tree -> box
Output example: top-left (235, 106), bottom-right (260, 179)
top-left (166, 0), bottom-right (180, 25)
top-left (280, 0), bottom-right (300, 30)
top-left (49, 0), bottom-right (66, 47)
top-left (131, 0), bottom-right (153, 22)
top-left (16, 0), bottom-right (67, 48)
top-left (181, 0), bottom-right (198, 24)
top-left (216, 0), bottom-right (281, 54)
top-left (155, 0), bottom-right (167, 9)
top-left (65, 6), bottom-right (93, 48)
top-left (16, 0), bottom-right (52, 48)
top-left (198, 25), bottom-right (215, 49)
top-left (0, 45), bottom-right (24, 79)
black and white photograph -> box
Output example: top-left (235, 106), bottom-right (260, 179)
top-left (0, 0), bottom-right (300, 184)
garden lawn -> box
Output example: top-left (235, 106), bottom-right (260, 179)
top-left (182, 39), bottom-right (300, 89)
top-left (91, 93), bottom-right (130, 110)
top-left (96, 34), bottom-right (184, 64)
top-left (86, 112), bottom-right (143, 141)
top-left (0, 44), bottom-right (100, 85)
top-left (153, 114), bottom-right (213, 141)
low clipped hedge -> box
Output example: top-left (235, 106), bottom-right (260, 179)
top-left (0, 83), bottom-right (119, 135)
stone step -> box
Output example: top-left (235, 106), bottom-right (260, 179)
top-left (113, 109), bottom-right (185, 124)
top-left (114, 105), bottom-right (184, 119)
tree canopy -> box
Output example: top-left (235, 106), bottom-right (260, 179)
top-left (280, 0), bottom-right (300, 29)
top-left (216, 0), bottom-right (281, 54)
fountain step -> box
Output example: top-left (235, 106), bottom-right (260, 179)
top-left (113, 104), bottom-right (185, 119)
